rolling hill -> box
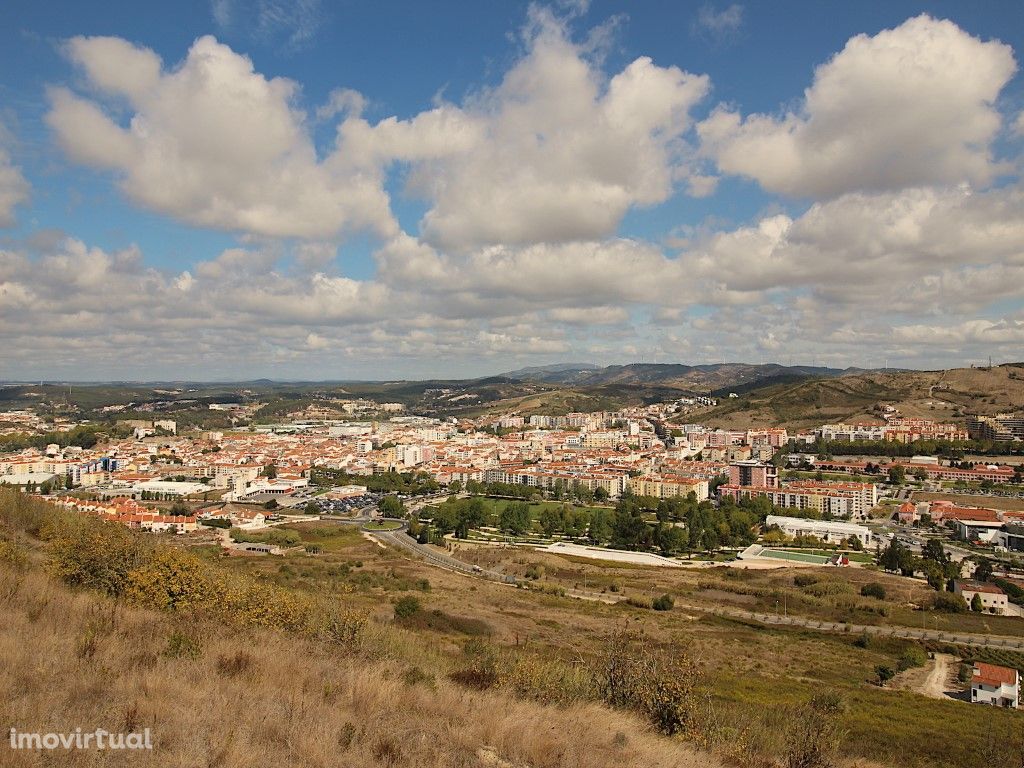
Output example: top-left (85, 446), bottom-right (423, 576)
top-left (501, 362), bottom-right (853, 391)
top-left (691, 364), bottom-right (1024, 430)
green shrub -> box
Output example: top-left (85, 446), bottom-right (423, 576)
top-left (163, 631), bottom-right (202, 660)
top-left (875, 665), bottom-right (895, 686)
top-left (652, 594), bottom-right (674, 611)
top-left (793, 573), bottom-right (819, 587)
top-left (932, 592), bottom-right (968, 613)
top-left (897, 645), bottom-right (928, 671)
top-left (0, 538), bottom-right (29, 570)
top-left (48, 516), bottom-right (148, 597)
top-left (860, 582), bottom-right (886, 600)
top-left (524, 564), bottom-right (543, 580)
top-left (394, 595), bottom-right (421, 619)
top-left (625, 596), bottom-right (652, 609)
top-left (450, 638), bottom-right (499, 689)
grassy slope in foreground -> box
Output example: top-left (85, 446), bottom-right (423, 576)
top-left (3, 492), bottom-right (1023, 768)
top-left (0, 499), bottom-right (715, 768)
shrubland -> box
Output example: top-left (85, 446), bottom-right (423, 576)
top-left (2, 490), bottom-right (1022, 768)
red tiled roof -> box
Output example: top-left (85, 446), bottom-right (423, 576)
top-left (940, 506), bottom-right (1001, 522)
top-left (958, 581), bottom-right (1006, 596)
top-left (973, 662), bottom-right (1019, 687)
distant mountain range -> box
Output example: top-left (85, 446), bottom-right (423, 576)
top-left (498, 362), bottom-right (873, 392)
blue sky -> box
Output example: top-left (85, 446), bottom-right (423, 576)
top-left (1, 1), bottom-right (1023, 380)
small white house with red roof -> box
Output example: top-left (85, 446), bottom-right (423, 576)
top-left (970, 662), bottom-right (1019, 708)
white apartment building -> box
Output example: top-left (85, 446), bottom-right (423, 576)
top-left (764, 515), bottom-right (872, 546)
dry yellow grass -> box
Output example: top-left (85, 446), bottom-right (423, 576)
top-left (0, 562), bottom-right (719, 768)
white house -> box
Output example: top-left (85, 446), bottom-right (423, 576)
top-left (970, 662), bottom-right (1019, 708)
top-left (764, 515), bottom-right (872, 546)
top-left (954, 581), bottom-right (1009, 615)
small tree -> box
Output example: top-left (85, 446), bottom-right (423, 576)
top-left (971, 593), bottom-right (983, 612)
top-left (860, 582), bottom-right (886, 600)
top-left (887, 465), bottom-right (905, 485)
top-left (378, 495), bottom-right (405, 517)
top-left (394, 595), bottom-right (421, 619)
top-left (973, 557), bottom-right (993, 582)
top-left (875, 665), bottom-right (895, 686)
top-left (652, 594), bottom-right (674, 611)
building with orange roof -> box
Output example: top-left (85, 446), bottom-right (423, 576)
top-left (971, 662), bottom-right (1019, 708)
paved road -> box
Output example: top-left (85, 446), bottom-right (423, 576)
top-left (366, 522), bottom-right (519, 585)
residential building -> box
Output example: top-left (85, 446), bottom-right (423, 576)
top-left (763, 515), bottom-right (871, 546)
top-left (970, 663), bottom-right (1019, 708)
top-left (954, 581), bottom-right (1009, 614)
top-left (727, 460), bottom-right (778, 488)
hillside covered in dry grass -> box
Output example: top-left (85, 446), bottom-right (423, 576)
top-left (693, 364), bottom-right (1024, 431)
top-left (0, 491), bottom-right (733, 768)
top-left (2, 490), bottom-right (1022, 768)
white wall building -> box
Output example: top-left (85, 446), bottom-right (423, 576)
top-left (970, 662), bottom-right (1019, 708)
top-left (954, 581), bottom-right (1009, 614)
top-left (764, 515), bottom-right (872, 546)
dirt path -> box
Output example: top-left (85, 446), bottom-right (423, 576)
top-left (921, 653), bottom-right (954, 698)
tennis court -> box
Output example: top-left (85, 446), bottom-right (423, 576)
top-left (758, 548), bottom-right (830, 564)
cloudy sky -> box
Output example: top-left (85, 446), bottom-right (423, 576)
top-left (1, 0), bottom-right (1023, 381)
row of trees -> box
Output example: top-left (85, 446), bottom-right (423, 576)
top-left (0, 423), bottom-right (133, 454)
top-left (312, 468), bottom-right (441, 495)
top-left (415, 491), bottom-right (764, 556)
top-left (879, 538), bottom-right (960, 590)
top-left (799, 437), bottom-right (1023, 459)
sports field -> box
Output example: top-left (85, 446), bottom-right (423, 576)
top-left (757, 548), bottom-right (830, 564)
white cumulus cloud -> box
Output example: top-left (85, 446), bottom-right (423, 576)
top-left (699, 15), bottom-right (1017, 197)
top-left (47, 35), bottom-right (395, 240)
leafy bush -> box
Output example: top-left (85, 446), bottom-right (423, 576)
top-left (48, 516), bottom-right (148, 597)
top-left (875, 665), bottom-right (895, 686)
top-left (394, 595), bottom-right (421, 619)
top-left (652, 594), bottom-right (675, 611)
top-left (897, 645), bottom-right (928, 671)
top-left (599, 629), bottom-right (702, 737)
top-left (0, 538), bottom-right (28, 570)
top-left (784, 692), bottom-right (847, 768)
top-left (932, 592), bottom-right (968, 613)
top-left (125, 548), bottom-right (214, 611)
top-left (793, 573), bottom-right (819, 588)
top-left (860, 582), bottom-right (886, 600)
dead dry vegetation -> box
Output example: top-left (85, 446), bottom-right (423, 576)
top-left (0, 566), bottom-right (723, 768)
top-left (2, 491), bottom-right (1023, 768)
top-left (0, 492), bottom-right (719, 768)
